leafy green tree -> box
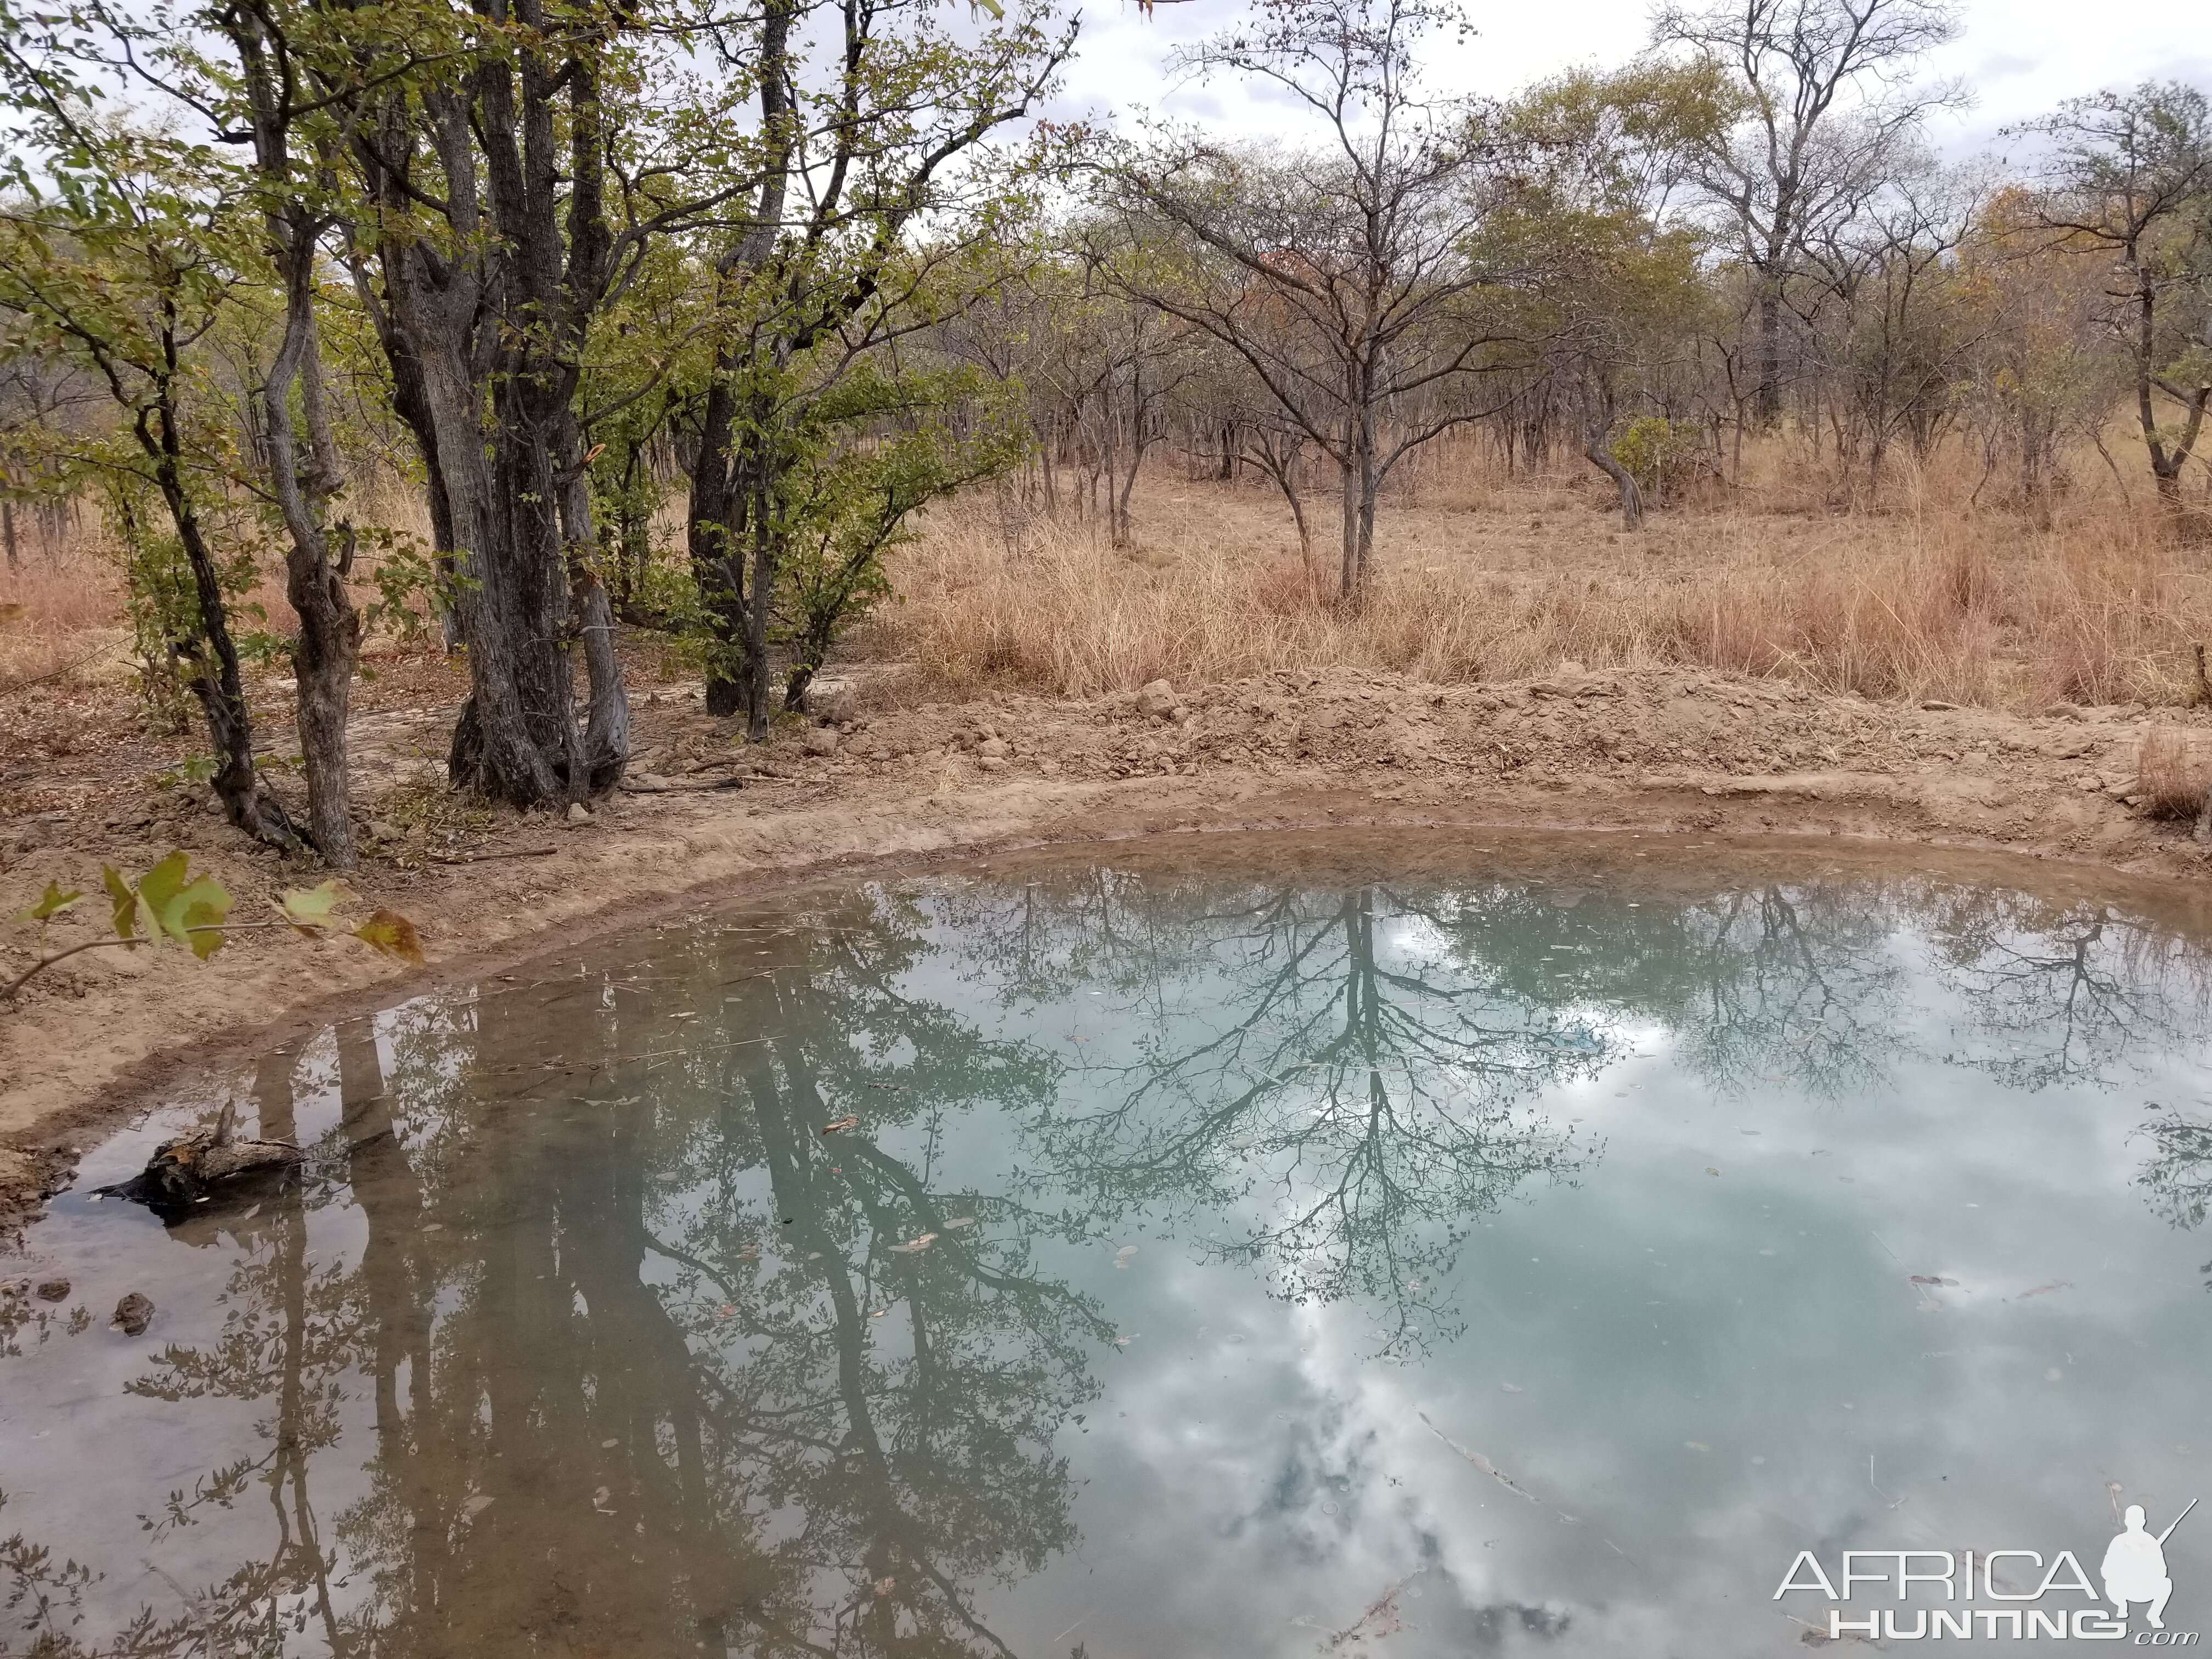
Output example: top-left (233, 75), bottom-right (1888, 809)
top-left (0, 81), bottom-right (303, 845)
top-left (1493, 61), bottom-right (1733, 525)
top-left (682, 0), bottom-right (1070, 732)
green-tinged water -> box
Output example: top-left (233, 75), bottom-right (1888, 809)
top-left (7, 836), bottom-right (2212, 1657)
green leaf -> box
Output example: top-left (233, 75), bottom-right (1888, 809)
top-left (132, 851), bottom-right (191, 944)
top-left (115, 853), bottom-right (232, 956)
top-left (278, 880), bottom-right (349, 935)
top-left (176, 878), bottom-right (231, 960)
top-left (101, 865), bottom-right (139, 944)
top-left (353, 909), bottom-right (424, 965)
top-left (19, 882), bottom-right (81, 923)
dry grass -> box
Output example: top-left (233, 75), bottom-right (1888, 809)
top-left (878, 436), bottom-right (2212, 709)
top-left (0, 553), bottom-right (133, 692)
top-left (2136, 727), bottom-right (2212, 819)
top-left (6, 433), bottom-right (2212, 715)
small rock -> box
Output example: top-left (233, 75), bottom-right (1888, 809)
top-left (567, 802), bottom-right (592, 824)
top-left (977, 737), bottom-right (1009, 759)
top-left (365, 819), bottom-right (404, 842)
top-left (1136, 679), bottom-right (1177, 718)
top-left (976, 755), bottom-right (1007, 772)
top-left (802, 677), bottom-right (858, 722)
top-left (112, 1292), bottom-right (154, 1336)
top-left (34, 1278), bottom-right (69, 1301)
top-left (1920, 698), bottom-right (1958, 712)
top-left (803, 727), bottom-right (840, 757)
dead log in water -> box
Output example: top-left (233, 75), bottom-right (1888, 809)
top-left (99, 1103), bottom-right (304, 1219)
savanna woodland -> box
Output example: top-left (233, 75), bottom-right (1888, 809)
top-left (9, 2), bottom-right (2212, 1653)
top-left (3, 0), bottom-right (2212, 1013)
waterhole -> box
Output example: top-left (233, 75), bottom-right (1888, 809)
top-left (5, 834), bottom-right (2210, 1655)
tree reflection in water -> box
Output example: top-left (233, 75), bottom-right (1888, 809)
top-left (9, 856), bottom-right (2212, 1657)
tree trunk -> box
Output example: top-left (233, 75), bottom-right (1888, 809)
top-left (354, 48), bottom-right (630, 806)
top-left (744, 462), bottom-right (776, 741)
top-left (351, 259), bottom-right (461, 649)
top-left (1103, 406), bottom-right (1122, 548)
top-left (1338, 454), bottom-right (1359, 600)
top-left (561, 460), bottom-right (630, 794)
top-left (146, 392), bottom-right (303, 851)
top-left (1278, 475), bottom-right (1311, 567)
top-left (1342, 397), bottom-right (1379, 597)
top-left (262, 231), bottom-right (361, 862)
top-left (1756, 283), bottom-right (1783, 429)
top-left (1584, 421), bottom-right (1645, 531)
top-left (1115, 433), bottom-right (1143, 546)
top-left (687, 375), bottom-right (754, 718)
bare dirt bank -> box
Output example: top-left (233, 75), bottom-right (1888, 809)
top-left (6, 663), bottom-right (2211, 1228)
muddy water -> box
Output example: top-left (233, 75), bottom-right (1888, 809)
top-left (7, 836), bottom-right (2212, 1656)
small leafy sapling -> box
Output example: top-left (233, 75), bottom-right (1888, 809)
top-left (4, 852), bottom-right (424, 1002)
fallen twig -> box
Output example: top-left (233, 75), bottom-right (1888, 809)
top-left (427, 844), bottom-right (561, 865)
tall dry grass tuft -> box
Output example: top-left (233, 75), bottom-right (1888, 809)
top-left (879, 438), bottom-right (2212, 709)
top-left (2136, 726), bottom-right (2212, 819)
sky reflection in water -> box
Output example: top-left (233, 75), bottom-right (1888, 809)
top-left (6, 838), bottom-right (2212, 1657)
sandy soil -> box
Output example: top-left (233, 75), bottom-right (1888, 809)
top-left (5, 659), bottom-right (2211, 1229)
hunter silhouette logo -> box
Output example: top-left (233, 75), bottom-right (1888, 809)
top-left (2106, 1500), bottom-right (2194, 1630)
top-left (1775, 1498), bottom-right (2200, 1643)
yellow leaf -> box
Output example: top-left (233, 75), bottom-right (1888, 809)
top-left (353, 909), bottom-right (424, 964)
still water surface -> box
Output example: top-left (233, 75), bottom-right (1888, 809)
top-left (7, 837), bottom-right (2212, 1656)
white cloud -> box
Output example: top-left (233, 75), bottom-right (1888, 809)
top-left (1051, 0), bottom-right (2212, 161)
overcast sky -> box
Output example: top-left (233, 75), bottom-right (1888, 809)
top-left (1053, 0), bottom-right (2212, 163)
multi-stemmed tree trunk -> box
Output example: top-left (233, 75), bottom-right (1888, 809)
top-left (350, 27), bottom-right (630, 805)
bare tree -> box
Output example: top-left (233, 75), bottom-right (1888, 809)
top-left (1100, 0), bottom-right (1516, 599)
top-left (1655, 0), bottom-right (1962, 427)
top-left (2022, 83), bottom-right (2212, 506)
top-left (1798, 158), bottom-right (1985, 490)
